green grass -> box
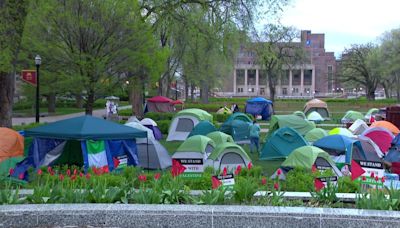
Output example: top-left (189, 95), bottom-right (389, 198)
top-left (13, 107), bottom-right (85, 117)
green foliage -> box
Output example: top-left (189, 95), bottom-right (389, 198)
top-left (356, 187), bottom-right (400, 211)
top-left (233, 176), bottom-right (258, 204)
top-left (0, 181), bottom-right (24, 205)
top-left (284, 168), bottom-right (315, 192)
top-left (144, 112), bottom-right (175, 120)
top-left (197, 188), bottom-right (228, 205)
top-left (338, 176), bottom-right (360, 193)
top-left (157, 120), bottom-right (172, 134)
top-left (310, 182), bottom-right (339, 206)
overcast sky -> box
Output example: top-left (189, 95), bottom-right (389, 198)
top-left (266, 0), bottom-right (400, 57)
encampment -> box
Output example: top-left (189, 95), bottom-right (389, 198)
top-left (13, 116), bottom-right (146, 179)
top-left (166, 109), bottom-right (212, 141)
top-left (146, 96), bottom-right (176, 113)
top-left (307, 111), bottom-right (324, 123)
top-left (267, 115), bottom-right (315, 138)
top-left (304, 128), bottom-right (328, 143)
top-left (0, 128), bottom-right (24, 163)
top-left (303, 99), bottom-right (330, 119)
top-left (188, 121), bottom-right (217, 137)
top-left (260, 127), bottom-right (308, 160)
top-left (206, 131), bottom-right (234, 145)
top-left (341, 110), bottom-right (364, 124)
top-left (206, 143), bottom-right (251, 171)
top-left (140, 118), bottom-right (162, 140)
top-left (356, 136), bottom-right (384, 161)
top-left (219, 112), bottom-right (252, 143)
top-left (245, 97), bottom-right (274, 120)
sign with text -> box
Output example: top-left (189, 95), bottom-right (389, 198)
top-left (21, 70), bottom-right (37, 86)
top-left (317, 176), bottom-right (338, 187)
top-left (356, 160), bottom-right (384, 187)
top-left (175, 158), bottom-right (203, 178)
top-left (214, 173), bottom-right (235, 187)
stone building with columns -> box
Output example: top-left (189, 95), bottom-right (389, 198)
top-left (222, 30), bottom-right (338, 98)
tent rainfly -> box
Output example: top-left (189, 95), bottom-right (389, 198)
top-left (304, 128), bottom-right (328, 143)
top-left (303, 99), bottom-right (330, 119)
top-left (206, 131), bottom-right (234, 145)
top-left (307, 111), bottom-right (324, 123)
top-left (0, 128), bottom-right (24, 163)
top-left (188, 121), bottom-right (217, 137)
top-left (341, 110), bottom-right (364, 124)
top-left (349, 119), bottom-right (369, 135)
top-left (205, 143), bottom-right (251, 171)
top-left (267, 115), bottom-right (315, 139)
top-left (219, 112), bottom-right (252, 144)
top-left (167, 109), bottom-right (212, 141)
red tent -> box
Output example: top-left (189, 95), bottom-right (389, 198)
top-left (146, 96), bottom-right (177, 112)
top-left (147, 96), bottom-right (174, 103)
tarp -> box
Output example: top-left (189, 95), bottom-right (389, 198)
top-left (245, 97), bottom-right (273, 120)
top-left (341, 110), bottom-right (364, 123)
top-left (303, 99), bottom-right (330, 119)
top-left (313, 135), bottom-right (366, 164)
top-left (305, 128), bottom-right (328, 143)
top-left (371, 121), bottom-right (400, 135)
top-left (362, 127), bottom-right (395, 153)
top-left (267, 115), bottom-right (315, 139)
top-left (206, 143), bottom-right (251, 171)
top-left (188, 121), bottom-right (217, 137)
top-left (307, 111), bottom-right (324, 122)
top-left (176, 135), bottom-right (216, 153)
top-left (349, 119), bottom-right (369, 135)
top-left (25, 115), bottom-right (147, 140)
top-left (206, 131), bottom-right (234, 145)
top-left (0, 128), bottom-right (24, 163)
top-left (260, 127), bottom-right (308, 160)
top-left (329, 128), bottom-right (355, 138)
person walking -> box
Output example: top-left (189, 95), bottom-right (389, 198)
top-left (249, 120), bottom-right (261, 153)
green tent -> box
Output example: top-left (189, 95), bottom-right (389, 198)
top-left (281, 146), bottom-right (339, 173)
top-left (208, 143), bottom-right (250, 161)
top-left (267, 115), bottom-right (315, 139)
top-left (226, 112), bottom-right (252, 123)
top-left (220, 112), bottom-right (252, 142)
top-left (341, 110), bottom-right (364, 123)
top-left (175, 108), bottom-right (213, 122)
top-left (188, 121), bottom-right (216, 137)
top-left (305, 128), bottom-right (328, 143)
top-left (175, 135), bottom-right (216, 153)
top-left (293, 111), bottom-right (306, 119)
top-left (206, 131), bottom-right (234, 145)
top-left (365, 108), bottom-right (379, 118)
top-left (0, 156), bottom-right (24, 176)
top-left (206, 143), bottom-right (251, 171)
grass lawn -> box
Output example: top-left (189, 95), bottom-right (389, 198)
top-left (13, 107), bottom-right (85, 117)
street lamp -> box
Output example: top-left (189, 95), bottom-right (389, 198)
top-left (35, 55), bottom-right (41, 123)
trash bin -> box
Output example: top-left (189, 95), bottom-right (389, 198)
top-left (386, 105), bottom-right (400, 129)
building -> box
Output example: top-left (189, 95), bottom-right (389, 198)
top-left (222, 30), bottom-right (339, 98)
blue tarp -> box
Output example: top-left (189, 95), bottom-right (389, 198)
top-left (245, 97), bottom-right (273, 120)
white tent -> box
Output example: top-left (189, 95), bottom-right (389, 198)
top-left (140, 118), bottom-right (158, 126)
top-left (349, 119), bottom-right (369, 135)
top-left (307, 111), bottom-right (324, 122)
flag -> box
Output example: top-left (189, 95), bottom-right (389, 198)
top-left (113, 157), bottom-right (120, 168)
top-left (314, 178), bottom-right (325, 192)
top-left (86, 140), bottom-right (108, 168)
top-left (212, 176), bottom-right (222, 189)
top-left (351, 160), bottom-right (365, 181)
top-left (21, 70), bottom-right (37, 86)
top-left (222, 167), bottom-right (227, 176)
top-left (171, 159), bottom-right (186, 177)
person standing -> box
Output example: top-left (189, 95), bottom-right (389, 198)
top-left (249, 120), bottom-right (261, 153)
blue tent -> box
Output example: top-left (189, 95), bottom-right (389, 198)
top-left (260, 127), bottom-right (308, 160)
top-left (220, 113), bottom-right (252, 143)
top-left (313, 135), bottom-right (366, 164)
top-left (385, 134), bottom-right (400, 162)
top-left (245, 97), bottom-right (273, 120)
top-left (188, 121), bottom-right (217, 137)
top-left (13, 116), bottom-right (146, 180)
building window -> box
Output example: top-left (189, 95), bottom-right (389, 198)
top-left (304, 69), bottom-right (312, 85)
top-left (236, 69), bottom-right (245, 85)
top-left (293, 88), bottom-right (299, 94)
top-left (259, 70), bottom-right (267, 85)
top-left (281, 70), bottom-right (289, 85)
top-left (282, 88), bottom-right (287, 95)
top-left (248, 69), bottom-right (256, 85)
top-left (237, 87), bottom-right (243, 93)
top-left (292, 70), bottom-right (301, 85)
top-left (327, 65), bottom-right (333, 91)
top-left (251, 88), bottom-right (255, 92)
top-left (260, 88), bottom-right (265, 95)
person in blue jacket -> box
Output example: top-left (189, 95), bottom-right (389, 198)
top-left (249, 120), bottom-right (261, 153)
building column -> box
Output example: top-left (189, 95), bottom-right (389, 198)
top-left (255, 69), bottom-right (259, 95)
top-left (289, 70), bottom-right (293, 96)
top-left (300, 68), bottom-right (304, 96)
top-left (244, 69), bottom-right (248, 95)
top-left (233, 69), bottom-right (237, 95)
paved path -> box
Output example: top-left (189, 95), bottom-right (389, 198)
top-left (12, 105), bottom-right (132, 126)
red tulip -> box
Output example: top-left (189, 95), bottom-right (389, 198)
top-left (9, 168), bottom-right (14, 176)
top-left (70, 175), bottom-right (77, 181)
top-left (261, 177), bottom-right (267, 186)
top-left (247, 162), bottom-right (253, 170)
top-left (362, 176), bottom-right (366, 181)
top-left (86, 173), bottom-right (91, 179)
top-left (138, 175), bottom-right (147, 182)
top-left (79, 172), bottom-right (83, 177)
top-left (18, 173), bottom-right (24, 180)
top-left (59, 174), bottom-right (64, 181)
top-left (381, 177), bottom-right (385, 183)
top-left (102, 166), bottom-right (109, 173)
top-left (274, 182), bottom-right (279, 190)
top-left (222, 167), bottom-right (227, 176)
top-left (47, 166), bottom-right (52, 173)
top-left (375, 176), bottom-right (379, 182)
top-left (370, 172), bottom-right (375, 178)
top-left (234, 165), bottom-right (242, 175)
top-left (66, 169), bottom-right (71, 176)
top-left (277, 169), bottom-right (282, 176)
top-left (37, 169), bottom-right (43, 175)
top-left (73, 169), bottom-right (78, 176)
top-left (154, 173), bottom-right (161, 180)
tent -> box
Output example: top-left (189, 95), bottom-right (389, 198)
top-left (365, 108), bottom-right (379, 119)
top-left (188, 121), bottom-right (217, 137)
top-left (146, 96), bottom-right (175, 113)
top-left (362, 127), bottom-right (395, 153)
top-left (267, 115), bottom-right (315, 138)
top-left (140, 118), bottom-right (162, 140)
top-left (307, 111), bottom-right (324, 123)
top-left (385, 134), bottom-right (400, 163)
top-left (219, 112), bottom-right (252, 143)
top-left (0, 128), bottom-right (24, 163)
top-left (281, 146), bottom-right (342, 177)
top-left (125, 122), bottom-right (171, 169)
top-left (206, 131), bottom-right (234, 145)
top-left (260, 127), bottom-right (308, 160)
top-left (293, 111), bottom-right (306, 119)
top-left (166, 109), bottom-right (212, 141)
top-left (371, 121), bottom-right (400, 135)
top-left (216, 107), bottom-right (232, 115)
top-left (205, 143), bottom-right (251, 171)
top-left (313, 135), bottom-right (367, 164)
top-left (341, 110), bottom-right (364, 124)
top-left (329, 128), bottom-right (355, 138)
top-left (303, 99), bottom-right (330, 119)
top-left (349, 119), bottom-right (369, 135)
top-left (13, 116), bottom-right (146, 179)
top-left (245, 97), bottom-right (274, 120)
top-left (305, 128), bottom-right (328, 143)
top-left (357, 136), bottom-right (384, 160)
top-left (0, 157), bottom-right (24, 176)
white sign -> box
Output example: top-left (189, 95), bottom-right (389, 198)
top-left (215, 174), bottom-right (235, 187)
top-left (175, 158), bottom-right (204, 173)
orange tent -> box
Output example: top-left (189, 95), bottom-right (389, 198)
top-left (371, 121), bottom-right (400, 135)
top-left (0, 128), bottom-right (24, 163)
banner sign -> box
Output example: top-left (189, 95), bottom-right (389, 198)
top-left (21, 70), bottom-right (37, 86)
top-left (175, 158), bottom-right (203, 178)
top-left (214, 173), bottom-right (235, 187)
top-left (317, 176), bottom-right (338, 187)
top-left (356, 160), bottom-right (384, 187)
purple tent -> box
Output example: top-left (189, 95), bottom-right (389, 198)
top-left (144, 125), bottom-right (162, 140)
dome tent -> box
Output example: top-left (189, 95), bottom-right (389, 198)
top-left (371, 121), bottom-right (400, 135)
top-left (219, 112), bottom-right (252, 144)
top-left (267, 115), bottom-right (315, 139)
top-left (307, 111), bottom-right (324, 123)
top-left (305, 128), bottom-right (328, 143)
top-left (245, 97), bottom-right (274, 120)
top-left (303, 99), bottom-right (330, 119)
top-left (329, 128), bottom-right (355, 138)
top-left (0, 128), bottom-right (24, 163)
top-left (167, 109), bottom-right (212, 141)
top-left (188, 121), bottom-right (217, 137)
top-left (362, 127), bottom-right (395, 153)
top-left (140, 118), bottom-right (162, 140)
top-left (293, 111), bottom-right (306, 119)
top-left (146, 96), bottom-right (175, 113)
top-left (205, 143), bottom-right (251, 171)
top-left (349, 119), bottom-right (369, 135)
top-left (341, 110), bottom-right (364, 124)
top-left (206, 131), bottom-right (234, 145)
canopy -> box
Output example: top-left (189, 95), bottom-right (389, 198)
top-left (267, 115), bottom-right (315, 138)
top-left (188, 121), bottom-right (217, 137)
top-left (282, 146), bottom-right (335, 169)
top-left (341, 110), bottom-right (364, 123)
top-left (371, 121), bottom-right (400, 135)
top-left (206, 131), bottom-right (234, 145)
top-left (25, 115), bottom-right (147, 140)
top-left (303, 99), bottom-right (330, 118)
top-left (0, 128), bottom-right (24, 163)
top-left (305, 128), bottom-right (328, 143)
top-left (307, 111), bottom-right (324, 122)
top-left (329, 128), bottom-right (355, 138)
top-left (176, 135), bottom-right (216, 153)
top-left (176, 109), bottom-right (213, 122)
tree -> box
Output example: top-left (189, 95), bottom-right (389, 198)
top-left (254, 24), bottom-right (304, 102)
top-left (339, 44), bottom-right (380, 100)
top-left (0, 0), bottom-right (30, 127)
top-left (380, 28), bottom-right (400, 100)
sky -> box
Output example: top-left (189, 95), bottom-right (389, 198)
top-left (267, 0), bottom-right (400, 57)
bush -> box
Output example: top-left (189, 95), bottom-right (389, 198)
top-left (284, 168), bottom-right (315, 192)
top-left (144, 112), bottom-right (175, 120)
top-left (157, 120), bottom-right (172, 134)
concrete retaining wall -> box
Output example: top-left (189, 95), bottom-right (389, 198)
top-left (1, 204), bottom-right (400, 228)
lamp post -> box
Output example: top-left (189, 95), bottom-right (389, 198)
top-left (35, 55), bottom-right (41, 123)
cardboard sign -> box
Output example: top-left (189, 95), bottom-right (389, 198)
top-left (21, 70), bottom-right (37, 86)
top-left (317, 176), bottom-right (338, 187)
top-left (356, 160), bottom-right (384, 187)
top-left (174, 158), bottom-right (203, 178)
top-left (214, 174), bottom-right (235, 187)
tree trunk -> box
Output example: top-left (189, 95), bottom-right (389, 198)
top-left (200, 80), bottom-right (209, 104)
top-left (190, 83), bottom-right (195, 101)
top-left (85, 90), bottom-right (95, 115)
top-left (184, 77), bottom-right (189, 100)
top-left (47, 93), bottom-right (56, 113)
top-left (158, 78), bottom-right (163, 96)
top-left (366, 89), bottom-right (375, 101)
top-left (0, 72), bottom-right (14, 127)
top-left (130, 77), bottom-right (144, 118)
top-left (383, 83), bottom-right (390, 99)
top-left (396, 73), bottom-right (400, 101)
top-left (267, 72), bottom-right (276, 102)
top-left (75, 94), bottom-right (83, 108)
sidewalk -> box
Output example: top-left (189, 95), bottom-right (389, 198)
top-left (12, 105), bottom-right (131, 126)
